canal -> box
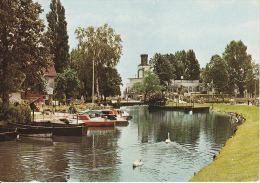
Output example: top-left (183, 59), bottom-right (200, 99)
top-left (0, 106), bottom-right (239, 182)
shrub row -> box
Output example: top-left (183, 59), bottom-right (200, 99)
top-left (0, 105), bottom-right (31, 124)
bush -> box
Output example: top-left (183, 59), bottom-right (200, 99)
top-left (0, 105), bottom-right (31, 124)
top-left (166, 99), bottom-right (174, 105)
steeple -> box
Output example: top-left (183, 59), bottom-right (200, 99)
top-left (139, 54), bottom-right (149, 66)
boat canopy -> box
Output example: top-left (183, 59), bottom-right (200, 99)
top-left (79, 110), bottom-right (103, 115)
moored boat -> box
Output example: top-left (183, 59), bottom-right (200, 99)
top-left (53, 126), bottom-right (88, 136)
top-left (84, 119), bottom-right (116, 127)
top-left (9, 125), bottom-right (53, 138)
top-left (78, 109), bottom-right (130, 126)
top-left (101, 114), bottom-right (129, 126)
top-left (0, 130), bottom-right (18, 141)
top-left (6, 122), bottom-right (88, 137)
top-left (118, 110), bottom-right (132, 120)
top-left (102, 109), bottom-right (132, 121)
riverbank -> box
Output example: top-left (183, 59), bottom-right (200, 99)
top-left (189, 103), bottom-right (259, 182)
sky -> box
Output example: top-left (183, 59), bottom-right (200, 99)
top-left (34, 0), bottom-right (259, 91)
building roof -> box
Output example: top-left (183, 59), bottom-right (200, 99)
top-left (42, 67), bottom-right (57, 77)
top-left (167, 85), bottom-right (178, 88)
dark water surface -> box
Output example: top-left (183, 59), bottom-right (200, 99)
top-left (0, 106), bottom-right (238, 182)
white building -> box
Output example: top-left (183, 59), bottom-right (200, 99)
top-left (9, 67), bottom-right (57, 104)
top-left (166, 79), bottom-right (202, 96)
top-left (125, 54), bottom-right (206, 100)
top-left (125, 54), bottom-right (153, 100)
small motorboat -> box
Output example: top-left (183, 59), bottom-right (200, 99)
top-left (83, 117), bottom-right (116, 127)
top-left (78, 110), bottom-right (122, 127)
top-left (116, 109), bottom-right (132, 120)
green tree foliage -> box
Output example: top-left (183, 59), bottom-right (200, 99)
top-left (46, 0), bottom-right (69, 73)
top-left (223, 40), bottom-right (255, 96)
top-left (245, 61), bottom-right (259, 97)
top-left (0, 105), bottom-right (31, 124)
top-left (132, 71), bottom-right (165, 101)
top-left (206, 54), bottom-right (229, 93)
top-left (200, 40), bottom-right (259, 96)
top-left (75, 24), bottom-right (123, 99)
top-left (173, 50), bottom-right (187, 79)
top-left (70, 48), bottom-right (92, 98)
top-left (150, 53), bottom-right (175, 86)
top-left (21, 64), bottom-right (47, 97)
top-left (165, 53), bottom-right (183, 80)
top-left (55, 68), bottom-right (79, 103)
top-left (186, 50), bottom-right (200, 80)
top-left (99, 67), bottom-right (122, 101)
top-left (150, 50), bottom-right (200, 83)
top-left (0, 0), bottom-right (52, 106)
top-left (132, 82), bottom-right (144, 94)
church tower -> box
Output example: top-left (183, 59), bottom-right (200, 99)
top-left (138, 54), bottom-right (151, 78)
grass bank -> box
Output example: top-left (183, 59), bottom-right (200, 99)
top-left (189, 103), bottom-right (259, 182)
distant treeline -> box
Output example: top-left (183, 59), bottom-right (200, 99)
top-left (150, 40), bottom-right (259, 97)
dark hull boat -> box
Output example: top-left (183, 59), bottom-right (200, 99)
top-left (0, 124), bottom-right (53, 138)
top-left (5, 122), bottom-right (88, 137)
top-left (29, 122), bottom-right (88, 136)
top-left (0, 130), bottom-right (18, 141)
top-left (53, 126), bottom-right (88, 136)
top-left (17, 126), bottom-right (53, 137)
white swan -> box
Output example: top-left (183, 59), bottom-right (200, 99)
top-left (133, 157), bottom-right (143, 167)
top-left (165, 132), bottom-right (171, 143)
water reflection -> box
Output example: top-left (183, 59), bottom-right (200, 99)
top-left (0, 106), bottom-right (238, 182)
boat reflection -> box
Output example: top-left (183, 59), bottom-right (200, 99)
top-left (87, 127), bottom-right (115, 136)
top-left (52, 135), bottom-right (83, 143)
top-left (18, 136), bottom-right (54, 146)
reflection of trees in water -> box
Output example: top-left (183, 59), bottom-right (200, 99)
top-left (0, 107), bottom-right (240, 182)
top-left (210, 113), bottom-right (237, 145)
top-left (0, 128), bottom-right (122, 182)
top-left (130, 107), bottom-right (201, 145)
top-left (0, 139), bottom-right (68, 182)
top-left (129, 107), bottom-right (236, 152)
top-left (62, 128), bottom-right (122, 182)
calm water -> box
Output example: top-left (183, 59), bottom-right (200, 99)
top-left (0, 106), bottom-right (238, 182)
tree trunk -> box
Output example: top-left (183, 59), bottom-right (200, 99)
top-left (1, 26), bottom-right (9, 107)
top-left (238, 84), bottom-right (245, 97)
top-left (2, 91), bottom-right (9, 107)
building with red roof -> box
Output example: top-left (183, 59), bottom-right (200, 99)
top-left (42, 67), bottom-right (57, 77)
top-left (10, 67), bottom-right (57, 104)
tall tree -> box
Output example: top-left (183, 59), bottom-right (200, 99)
top-left (150, 53), bottom-right (175, 86)
top-left (244, 61), bottom-right (259, 97)
top-left (207, 54), bottom-right (229, 93)
top-left (186, 50), bottom-right (200, 80)
top-left (165, 53), bottom-right (183, 80)
top-left (99, 67), bottom-right (122, 101)
top-left (223, 40), bottom-right (254, 96)
top-left (46, 0), bottom-right (69, 73)
top-left (0, 0), bottom-right (51, 106)
top-left (174, 50), bottom-right (187, 79)
top-left (70, 48), bottom-right (92, 99)
top-left (75, 24), bottom-right (123, 99)
top-left (173, 50), bottom-right (200, 80)
top-left (55, 68), bottom-right (79, 103)
top-left (132, 71), bottom-right (164, 101)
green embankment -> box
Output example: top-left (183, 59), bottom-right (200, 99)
top-left (189, 104), bottom-right (259, 182)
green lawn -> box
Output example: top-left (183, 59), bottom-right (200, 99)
top-left (189, 103), bottom-right (259, 182)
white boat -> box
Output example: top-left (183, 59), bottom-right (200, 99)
top-left (83, 117), bottom-right (116, 127)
